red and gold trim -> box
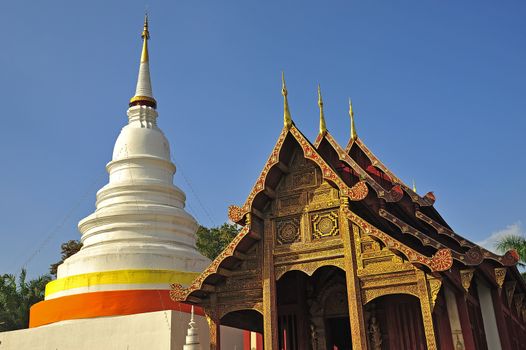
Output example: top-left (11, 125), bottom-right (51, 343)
top-left (129, 95), bottom-right (157, 108)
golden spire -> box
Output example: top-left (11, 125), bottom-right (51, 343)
top-left (282, 72), bottom-right (293, 129)
top-left (412, 179), bottom-right (417, 193)
top-left (140, 13), bottom-right (150, 63)
top-left (349, 98), bottom-right (357, 141)
top-left (318, 84), bottom-right (327, 135)
top-left (129, 13), bottom-right (157, 109)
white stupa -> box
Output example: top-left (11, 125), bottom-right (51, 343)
top-left (42, 15), bottom-right (209, 301)
top-left (0, 16), bottom-right (245, 350)
top-left (183, 306), bottom-right (202, 350)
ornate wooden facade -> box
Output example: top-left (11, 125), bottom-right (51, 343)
top-left (171, 84), bottom-right (524, 350)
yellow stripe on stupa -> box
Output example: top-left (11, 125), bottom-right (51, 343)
top-left (45, 269), bottom-right (199, 297)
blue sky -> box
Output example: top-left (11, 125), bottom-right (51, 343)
top-left (1, 1), bottom-right (525, 277)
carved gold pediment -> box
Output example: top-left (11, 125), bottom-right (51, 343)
top-left (460, 269), bottom-right (475, 293)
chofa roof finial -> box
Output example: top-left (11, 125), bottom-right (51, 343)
top-left (349, 98), bottom-right (357, 141)
top-left (318, 84), bottom-right (327, 135)
top-left (282, 72), bottom-right (293, 129)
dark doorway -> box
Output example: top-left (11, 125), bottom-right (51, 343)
top-left (326, 316), bottom-right (352, 350)
top-left (365, 294), bottom-right (427, 350)
top-left (276, 267), bottom-right (352, 350)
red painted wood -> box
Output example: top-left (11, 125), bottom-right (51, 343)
top-left (243, 330), bottom-right (251, 350)
top-left (433, 290), bottom-right (454, 350)
top-left (455, 291), bottom-right (477, 350)
top-left (377, 294), bottom-right (427, 350)
top-left (256, 333), bottom-right (263, 350)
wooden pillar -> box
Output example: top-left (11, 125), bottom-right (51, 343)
top-left (206, 312), bottom-right (221, 350)
top-left (455, 290), bottom-right (477, 350)
top-left (262, 218), bottom-right (279, 349)
top-left (340, 204), bottom-right (367, 350)
top-left (416, 270), bottom-right (438, 350)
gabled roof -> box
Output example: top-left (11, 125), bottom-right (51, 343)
top-left (314, 128), bottom-right (518, 268)
top-left (170, 85), bottom-right (519, 304)
top-left (171, 124), bottom-right (467, 304)
top-left (228, 125), bottom-right (369, 224)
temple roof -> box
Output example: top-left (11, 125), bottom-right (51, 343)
top-left (171, 83), bottom-right (521, 304)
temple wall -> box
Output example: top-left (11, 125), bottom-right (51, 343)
top-left (0, 310), bottom-right (243, 349)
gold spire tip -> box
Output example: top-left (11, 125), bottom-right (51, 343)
top-left (140, 13), bottom-right (150, 63)
top-left (281, 71), bottom-right (287, 96)
top-left (129, 14), bottom-right (156, 109)
top-left (412, 179), bottom-right (417, 193)
top-left (282, 72), bottom-right (292, 129)
top-left (349, 97), bottom-right (357, 141)
top-left (142, 13), bottom-right (150, 39)
top-left (318, 84), bottom-right (327, 135)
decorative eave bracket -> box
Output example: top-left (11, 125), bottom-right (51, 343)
top-left (344, 207), bottom-right (453, 272)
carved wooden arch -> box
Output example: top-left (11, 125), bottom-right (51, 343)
top-left (362, 286), bottom-right (421, 305)
top-left (275, 258), bottom-right (346, 280)
top-left (218, 302), bottom-right (264, 320)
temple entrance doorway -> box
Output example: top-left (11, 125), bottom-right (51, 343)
top-left (277, 266), bottom-right (351, 350)
top-left (364, 294), bottom-right (427, 350)
top-left (325, 317), bottom-right (352, 350)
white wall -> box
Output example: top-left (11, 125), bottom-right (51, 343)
top-left (476, 278), bottom-right (502, 350)
top-left (0, 310), bottom-right (243, 350)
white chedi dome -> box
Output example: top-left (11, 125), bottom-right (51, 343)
top-left (56, 105), bottom-right (209, 282)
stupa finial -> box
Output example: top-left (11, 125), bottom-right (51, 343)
top-left (129, 13), bottom-right (157, 109)
top-left (183, 305), bottom-right (201, 349)
top-left (349, 98), bottom-right (357, 141)
top-left (282, 72), bottom-right (293, 129)
top-left (140, 13), bottom-right (150, 62)
top-left (318, 84), bottom-right (327, 135)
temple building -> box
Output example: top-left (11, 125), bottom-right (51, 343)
top-left (171, 79), bottom-right (526, 350)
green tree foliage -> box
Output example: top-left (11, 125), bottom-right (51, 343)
top-left (496, 234), bottom-right (526, 279)
top-left (0, 269), bottom-right (51, 331)
top-left (496, 234), bottom-right (526, 265)
top-left (49, 239), bottom-right (83, 276)
top-left (196, 223), bottom-right (240, 260)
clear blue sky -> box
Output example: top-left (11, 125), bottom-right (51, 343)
top-left (1, 1), bottom-right (525, 277)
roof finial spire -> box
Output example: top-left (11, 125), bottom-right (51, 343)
top-left (129, 13), bottom-right (157, 109)
top-left (282, 72), bottom-right (293, 129)
top-left (318, 84), bottom-right (327, 135)
top-left (412, 179), bottom-right (417, 193)
top-left (349, 98), bottom-right (357, 141)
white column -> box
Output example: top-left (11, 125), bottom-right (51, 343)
top-left (476, 278), bottom-right (502, 350)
